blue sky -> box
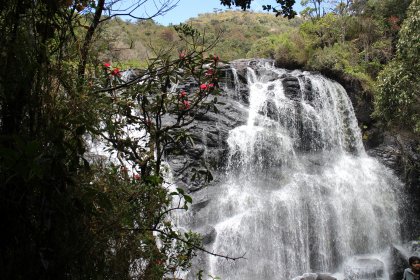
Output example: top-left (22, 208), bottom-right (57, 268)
top-left (128, 0), bottom-right (304, 26)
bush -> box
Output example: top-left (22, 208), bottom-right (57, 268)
top-left (247, 32), bottom-right (307, 69)
top-left (374, 0), bottom-right (420, 134)
top-left (374, 60), bottom-right (420, 133)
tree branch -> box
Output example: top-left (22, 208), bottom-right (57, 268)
top-left (122, 227), bottom-right (247, 261)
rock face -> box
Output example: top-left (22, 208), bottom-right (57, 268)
top-left (365, 130), bottom-right (420, 240)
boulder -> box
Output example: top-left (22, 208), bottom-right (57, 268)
top-left (316, 273), bottom-right (337, 280)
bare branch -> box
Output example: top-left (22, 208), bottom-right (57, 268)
top-left (99, 0), bottom-right (179, 22)
top-left (122, 227), bottom-right (247, 261)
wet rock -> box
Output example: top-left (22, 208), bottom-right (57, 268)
top-left (366, 133), bottom-right (402, 173)
top-left (389, 245), bottom-right (409, 280)
top-left (317, 273), bottom-right (337, 280)
top-left (301, 76), bottom-right (314, 103)
top-left (366, 131), bottom-right (420, 240)
top-left (408, 240), bottom-right (420, 256)
top-left (263, 99), bottom-right (279, 121)
top-left (191, 199), bottom-right (211, 212)
top-left (301, 273), bottom-right (318, 280)
top-left (282, 76), bottom-right (302, 101)
top-left (197, 225), bottom-right (217, 245)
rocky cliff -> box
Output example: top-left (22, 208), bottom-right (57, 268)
top-left (163, 59), bottom-right (420, 279)
top-left (165, 59), bottom-right (419, 241)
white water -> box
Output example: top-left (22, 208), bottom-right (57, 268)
top-left (191, 63), bottom-right (403, 280)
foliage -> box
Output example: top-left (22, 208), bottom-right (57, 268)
top-left (374, 0), bottom-right (420, 134)
top-left (220, 0), bottom-right (297, 18)
top-left (98, 11), bottom-right (303, 63)
top-left (69, 163), bottom-right (202, 279)
top-left (187, 11), bottom-right (303, 61)
top-left (0, 1), bottom-right (239, 279)
top-left (247, 32), bottom-right (306, 68)
top-left (247, 35), bottom-right (287, 59)
top-left (306, 42), bottom-right (372, 85)
top-left (300, 0), bottom-right (326, 19)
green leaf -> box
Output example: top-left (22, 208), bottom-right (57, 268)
top-left (184, 194), bottom-right (192, 203)
top-left (176, 187), bottom-right (185, 195)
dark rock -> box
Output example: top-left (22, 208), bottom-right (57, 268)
top-left (300, 273), bottom-right (318, 280)
top-left (292, 273), bottom-right (318, 280)
top-left (263, 99), bottom-right (279, 121)
top-left (408, 240), bottom-right (420, 256)
top-left (191, 199), bottom-right (211, 212)
top-left (282, 76), bottom-right (302, 101)
top-left (366, 133), bottom-right (402, 173)
top-left (316, 273), bottom-right (337, 280)
top-left (363, 126), bottom-right (384, 149)
top-left (197, 225), bottom-right (217, 245)
top-left (366, 131), bottom-right (420, 240)
top-left (302, 77), bottom-right (314, 103)
top-left (389, 245), bottom-right (409, 280)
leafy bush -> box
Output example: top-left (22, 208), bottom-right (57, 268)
top-left (246, 32), bottom-right (307, 69)
top-left (374, 0), bottom-right (420, 134)
top-left (375, 60), bottom-right (420, 133)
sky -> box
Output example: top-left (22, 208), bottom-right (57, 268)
top-left (126, 0), bottom-right (304, 26)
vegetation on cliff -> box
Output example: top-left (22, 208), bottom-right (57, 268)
top-left (374, 0), bottom-right (420, 134)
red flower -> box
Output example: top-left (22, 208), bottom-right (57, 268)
top-left (133, 174), bottom-right (141, 180)
top-left (200, 84), bottom-right (208, 90)
top-left (145, 118), bottom-right (152, 126)
top-left (208, 83), bottom-right (215, 88)
top-left (103, 62), bottom-right (111, 68)
top-left (179, 51), bottom-right (186, 60)
top-left (111, 67), bottom-right (121, 76)
top-left (388, 15), bottom-right (399, 24)
top-left (183, 100), bottom-right (190, 110)
top-left (179, 91), bottom-right (187, 98)
top-left (205, 69), bottom-right (214, 76)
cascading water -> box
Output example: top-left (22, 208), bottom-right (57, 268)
top-left (182, 61), bottom-right (404, 280)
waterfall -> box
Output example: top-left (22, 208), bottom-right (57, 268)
top-left (184, 62), bottom-right (404, 280)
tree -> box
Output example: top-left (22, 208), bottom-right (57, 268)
top-left (300, 0), bottom-right (325, 18)
top-left (374, 0), bottom-right (420, 134)
top-left (0, 1), bottom-right (242, 279)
